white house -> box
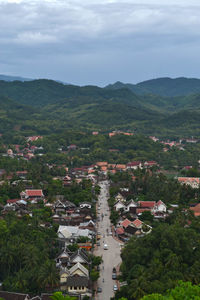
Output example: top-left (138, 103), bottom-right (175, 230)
top-left (125, 199), bottom-right (137, 212)
top-left (153, 200), bottom-right (167, 213)
top-left (114, 200), bottom-right (126, 211)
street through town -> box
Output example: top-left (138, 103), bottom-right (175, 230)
top-left (95, 180), bottom-right (122, 300)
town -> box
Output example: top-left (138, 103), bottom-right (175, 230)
top-left (1, 131), bottom-right (200, 299)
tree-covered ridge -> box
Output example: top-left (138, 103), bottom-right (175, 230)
top-left (115, 220), bottom-right (200, 299)
top-left (106, 77), bottom-right (200, 97)
top-left (2, 78), bottom-right (200, 136)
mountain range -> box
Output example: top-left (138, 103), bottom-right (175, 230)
top-left (1, 76), bottom-right (200, 137)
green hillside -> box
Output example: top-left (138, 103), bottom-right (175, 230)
top-left (0, 78), bottom-right (200, 137)
top-left (106, 77), bottom-right (200, 97)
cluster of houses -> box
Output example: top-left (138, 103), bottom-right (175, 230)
top-left (149, 136), bottom-right (199, 152)
top-left (177, 177), bottom-right (200, 189)
top-left (1, 186), bottom-right (96, 297)
top-left (113, 192), bottom-right (167, 241)
top-left (56, 247), bottom-right (92, 297)
top-left (4, 143), bottom-right (44, 160)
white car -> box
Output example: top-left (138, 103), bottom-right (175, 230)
top-left (113, 284), bottom-right (118, 291)
top-left (103, 243), bottom-right (108, 250)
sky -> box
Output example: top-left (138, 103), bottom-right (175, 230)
top-left (1, 0), bottom-right (200, 86)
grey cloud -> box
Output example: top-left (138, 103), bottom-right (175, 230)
top-left (0, 0), bottom-right (200, 84)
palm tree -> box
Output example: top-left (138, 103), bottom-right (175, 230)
top-left (50, 292), bottom-right (76, 300)
top-left (37, 260), bottom-right (59, 291)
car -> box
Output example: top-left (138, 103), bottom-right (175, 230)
top-left (97, 241), bottom-right (100, 246)
top-left (97, 287), bottom-right (102, 293)
top-left (112, 274), bottom-right (117, 279)
top-left (109, 231), bottom-right (113, 236)
top-left (113, 284), bottom-right (118, 291)
top-left (112, 267), bottom-right (116, 273)
top-left (103, 243), bottom-right (108, 250)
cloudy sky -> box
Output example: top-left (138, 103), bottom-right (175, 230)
top-left (1, 0), bottom-right (200, 86)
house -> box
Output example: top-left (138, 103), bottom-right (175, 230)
top-left (132, 218), bottom-right (143, 229)
top-left (126, 161), bottom-right (142, 170)
top-left (143, 161), bottom-right (158, 168)
top-left (60, 267), bottom-right (70, 288)
top-left (177, 177), bottom-right (200, 189)
top-left (115, 193), bottom-right (126, 203)
top-left (57, 225), bottom-right (93, 243)
top-left (153, 200), bottom-right (167, 213)
top-left (125, 199), bottom-right (137, 212)
top-left (79, 220), bottom-right (96, 232)
top-left (0, 292), bottom-right (30, 300)
top-left (54, 200), bottom-right (67, 215)
top-left (96, 161), bottom-right (108, 167)
top-left (121, 218), bottom-right (132, 229)
top-left (56, 247), bottom-right (72, 267)
top-left (116, 164), bottom-right (126, 171)
top-left (16, 171), bottom-right (28, 179)
top-left (66, 274), bottom-right (89, 295)
top-left (124, 224), bottom-right (139, 237)
top-left (63, 176), bottom-right (72, 186)
top-left (138, 201), bottom-right (156, 210)
top-left (70, 249), bottom-right (90, 266)
top-left (190, 203), bottom-right (200, 217)
top-left (114, 200), bottom-right (126, 211)
top-left (20, 189), bottom-right (44, 202)
top-left (69, 262), bottom-right (89, 277)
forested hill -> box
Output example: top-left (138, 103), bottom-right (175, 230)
top-left (1, 78), bottom-right (200, 137)
top-left (106, 77), bottom-right (200, 97)
top-left (0, 79), bottom-right (146, 107)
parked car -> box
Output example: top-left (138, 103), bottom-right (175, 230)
top-left (112, 273), bottom-right (117, 279)
top-left (113, 284), bottom-right (118, 291)
top-left (97, 287), bottom-right (102, 293)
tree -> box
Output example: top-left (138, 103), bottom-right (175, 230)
top-left (90, 269), bottom-right (99, 282)
top-left (141, 281), bottom-right (200, 299)
top-left (37, 260), bottom-right (59, 290)
top-left (50, 291), bottom-right (77, 300)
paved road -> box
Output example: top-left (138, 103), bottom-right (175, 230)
top-left (95, 180), bottom-right (121, 300)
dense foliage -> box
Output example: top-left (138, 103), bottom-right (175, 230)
top-left (0, 214), bottom-right (59, 294)
top-left (2, 78), bottom-right (200, 136)
top-left (115, 217), bottom-right (200, 299)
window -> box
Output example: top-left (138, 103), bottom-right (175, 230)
top-left (74, 287), bottom-right (77, 290)
top-left (70, 287), bottom-right (73, 290)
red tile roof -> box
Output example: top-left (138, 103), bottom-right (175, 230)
top-left (127, 161), bottom-right (141, 166)
top-left (26, 189), bottom-right (43, 197)
top-left (139, 201), bottom-right (156, 208)
top-left (7, 199), bottom-right (19, 204)
top-left (132, 219), bottom-right (142, 228)
top-left (116, 227), bottom-right (125, 235)
top-left (178, 177), bottom-right (200, 184)
top-left (121, 218), bottom-right (132, 228)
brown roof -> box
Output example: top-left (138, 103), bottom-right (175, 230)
top-left (0, 291), bottom-right (30, 300)
top-left (66, 275), bottom-right (89, 287)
